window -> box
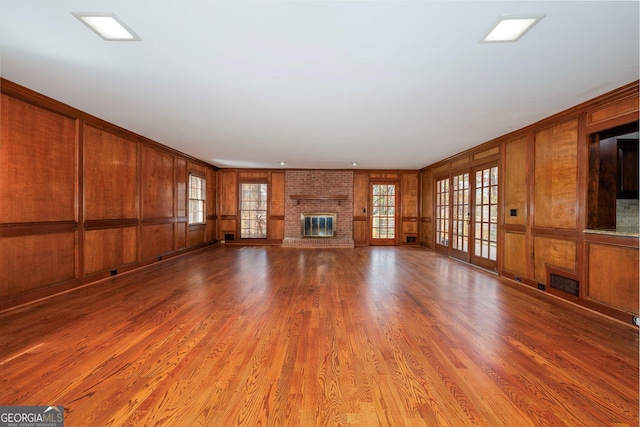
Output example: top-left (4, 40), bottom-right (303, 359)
top-left (240, 183), bottom-right (267, 238)
top-left (189, 174), bottom-right (205, 224)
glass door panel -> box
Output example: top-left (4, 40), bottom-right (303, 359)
top-left (450, 172), bottom-right (470, 262)
top-left (471, 165), bottom-right (498, 271)
top-left (371, 183), bottom-right (397, 245)
top-left (435, 177), bottom-right (449, 252)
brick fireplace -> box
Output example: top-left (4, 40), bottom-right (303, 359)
top-left (282, 170), bottom-right (354, 248)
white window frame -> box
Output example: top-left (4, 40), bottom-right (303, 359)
top-left (188, 174), bottom-right (206, 225)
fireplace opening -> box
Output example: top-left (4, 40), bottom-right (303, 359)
top-left (301, 213), bottom-right (336, 238)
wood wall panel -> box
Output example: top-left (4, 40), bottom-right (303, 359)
top-left (219, 170), bottom-right (238, 217)
top-left (503, 232), bottom-right (527, 277)
top-left (176, 158), bottom-right (188, 219)
top-left (270, 172), bottom-right (285, 217)
top-left (474, 146), bottom-right (500, 160)
top-left (239, 171), bottom-right (268, 180)
top-left (84, 124), bottom-right (138, 220)
top-left (587, 243), bottom-right (639, 314)
top-left (189, 162), bottom-right (206, 177)
top-left (0, 232), bottom-right (75, 297)
top-left (206, 168), bottom-right (217, 217)
top-left (84, 227), bottom-right (137, 275)
top-left (533, 236), bottom-right (577, 284)
top-left (1, 80), bottom-right (219, 310)
top-left (534, 120), bottom-right (578, 229)
top-left (353, 220), bottom-right (368, 246)
top-left (189, 227), bottom-right (205, 248)
top-left (504, 136), bottom-right (527, 226)
top-left (176, 222), bottom-right (187, 250)
top-left (221, 220), bottom-right (237, 235)
top-left (353, 172), bottom-right (369, 219)
top-left (1, 94), bottom-right (76, 223)
top-left (270, 219), bottom-right (285, 240)
top-left (588, 97), bottom-right (639, 127)
top-left (420, 169), bottom-right (433, 220)
top-left (142, 146), bottom-right (175, 218)
top-left (401, 173), bottom-right (419, 219)
top-left (402, 221), bottom-right (417, 235)
top-left (141, 223), bottom-right (174, 260)
top-left (420, 220), bottom-right (432, 249)
top-left (206, 167), bottom-right (217, 243)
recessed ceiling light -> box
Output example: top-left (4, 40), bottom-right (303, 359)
top-left (280, 161), bottom-right (286, 166)
top-left (73, 13), bottom-right (141, 41)
top-left (482, 15), bottom-right (544, 43)
top-left (351, 162), bottom-right (358, 167)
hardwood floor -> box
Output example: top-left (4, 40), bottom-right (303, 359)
top-left (0, 246), bottom-right (637, 426)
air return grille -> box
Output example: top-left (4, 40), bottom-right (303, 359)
top-left (550, 273), bottom-right (579, 296)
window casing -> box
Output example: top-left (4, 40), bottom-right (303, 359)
top-left (189, 174), bottom-right (206, 225)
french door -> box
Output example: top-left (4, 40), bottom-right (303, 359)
top-left (471, 165), bottom-right (499, 271)
top-left (450, 172), bottom-right (470, 263)
top-left (370, 183), bottom-right (397, 245)
top-left (434, 163), bottom-right (499, 271)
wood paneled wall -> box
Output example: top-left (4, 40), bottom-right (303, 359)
top-left (0, 79), bottom-right (218, 310)
top-left (420, 81), bottom-right (639, 323)
top-left (217, 169), bottom-right (285, 243)
top-left (352, 171), bottom-right (419, 246)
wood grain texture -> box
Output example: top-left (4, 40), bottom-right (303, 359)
top-left (0, 232), bottom-right (76, 298)
top-left (83, 227), bottom-right (137, 275)
top-left (0, 246), bottom-right (636, 426)
top-left (587, 242), bottom-right (639, 314)
top-left (141, 223), bottom-right (174, 260)
top-left (176, 158), bottom-right (188, 219)
top-left (270, 172), bottom-right (286, 218)
top-left (503, 231), bottom-right (527, 277)
top-left (219, 170), bottom-right (238, 217)
top-left (0, 94), bottom-right (76, 223)
top-left (503, 136), bottom-right (527, 226)
top-left (401, 173), bottom-right (419, 243)
top-left (533, 236), bottom-right (577, 284)
top-left (142, 146), bottom-right (175, 219)
top-left (353, 172), bottom-right (369, 219)
top-left (534, 120), bottom-right (578, 230)
top-left (84, 124), bottom-right (138, 220)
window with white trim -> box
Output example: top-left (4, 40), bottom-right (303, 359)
top-left (189, 174), bottom-right (206, 224)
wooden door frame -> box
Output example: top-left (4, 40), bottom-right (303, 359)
top-left (369, 181), bottom-right (400, 246)
top-left (433, 174), bottom-right (450, 255)
top-left (449, 170), bottom-right (471, 263)
top-left (469, 162), bottom-right (500, 272)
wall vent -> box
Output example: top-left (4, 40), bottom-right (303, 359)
top-left (224, 233), bottom-right (235, 241)
top-left (550, 272), bottom-right (579, 296)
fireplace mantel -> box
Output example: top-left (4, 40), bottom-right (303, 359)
top-left (290, 194), bottom-right (349, 205)
top-left (289, 194), bottom-right (348, 200)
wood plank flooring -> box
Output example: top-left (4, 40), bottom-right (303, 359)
top-left (0, 246), bottom-right (638, 426)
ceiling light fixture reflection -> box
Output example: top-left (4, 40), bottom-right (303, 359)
top-left (73, 13), bottom-right (141, 41)
top-left (482, 15), bottom-right (544, 43)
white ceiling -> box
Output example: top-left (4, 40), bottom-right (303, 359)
top-left (0, 1), bottom-right (638, 170)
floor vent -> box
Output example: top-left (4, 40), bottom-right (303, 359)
top-left (550, 272), bottom-right (579, 296)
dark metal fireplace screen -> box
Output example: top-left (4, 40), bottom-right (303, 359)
top-left (301, 213), bottom-right (336, 238)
